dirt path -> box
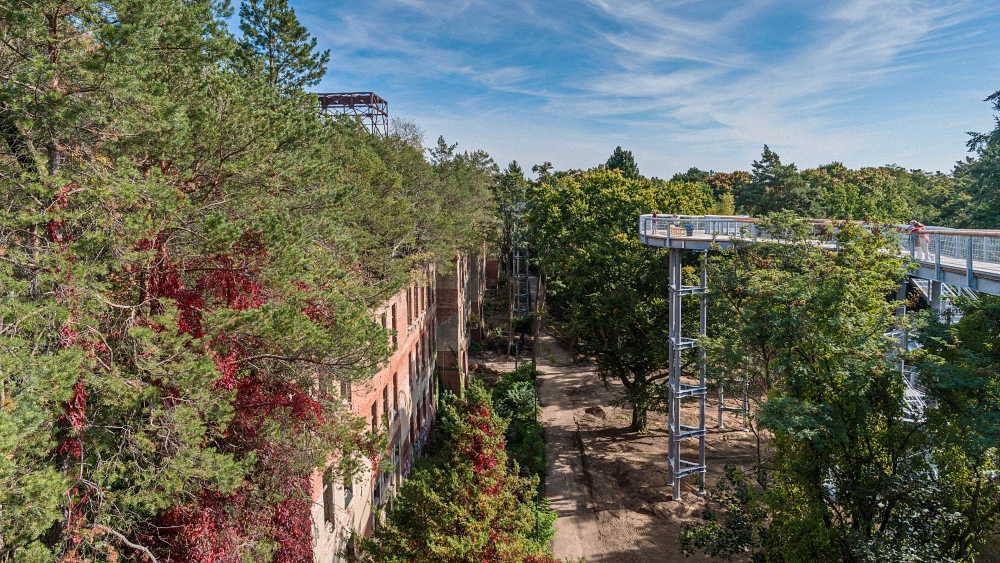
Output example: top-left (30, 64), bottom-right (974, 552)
top-left (535, 330), bottom-right (605, 561)
top-left (535, 330), bottom-right (758, 562)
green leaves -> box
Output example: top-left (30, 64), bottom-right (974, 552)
top-left (955, 89), bottom-right (1000, 228)
top-left (914, 296), bottom-right (1000, 559)
top-left (359, 384), bottom-right (557, 563)
top-left (235, 0), bottom-right (330, 91)
top-left (605, 146), bottom-right (640, 179)
top-left (0, 1), bottom-right (495, 560)
top-left (687, 219), bottom-right (976, 562)
top-left (735, 145), bottom-right (816, 217)
top-left (529, 169), bottom-right (711, 431)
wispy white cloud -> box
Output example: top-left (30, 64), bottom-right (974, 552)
top-left (297, 0), bottom-right (1000, 175)
top-left (560, 0), bottom-right (991, 156)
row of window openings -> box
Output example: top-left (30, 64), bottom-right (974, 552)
top-left (324, 386), bottom-right (434, 524)
top-left (370, 357), bottom-right (433, 434)
top-left (339, 311), bottom-right (434, 409)
top-left (373, 387), bottom-right (433, 508)
top-left (382, 284), bottom-right (434, 348)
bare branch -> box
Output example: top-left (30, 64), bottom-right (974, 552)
top-left (89, 524), bottom-right (159, 563)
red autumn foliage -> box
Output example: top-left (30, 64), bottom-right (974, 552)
top-left (127, 232), bottom-right (327, 562)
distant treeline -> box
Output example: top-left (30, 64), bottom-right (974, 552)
top-left (524, 96), bottom-right (1000, 228)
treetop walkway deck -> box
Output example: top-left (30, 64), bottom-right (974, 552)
top-left (638, 214), bottom-right (1000, 296)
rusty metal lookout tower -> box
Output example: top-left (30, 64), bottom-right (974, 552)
top-left (318, 92), bottom-right (389, 136)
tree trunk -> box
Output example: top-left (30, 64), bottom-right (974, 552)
top-left (47, 140), bottom-right (60, 175)
top-left (631, 404), bottom-right (647, 433)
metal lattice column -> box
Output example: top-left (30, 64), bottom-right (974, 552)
top-left (317, 92), bottom-right (389, 136)
top-left (513, 221), bottom-right (530, 317)
top-left (667, 248), bottom-right (708, 500)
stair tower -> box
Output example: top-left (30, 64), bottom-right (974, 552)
top-left (513, 220), bottom-right (530, 318)
top-left (667, 248), bottom-right (708, 499)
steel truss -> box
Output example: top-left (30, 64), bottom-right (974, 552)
top-left (513, 221), bottom-right (530, 317)
top-left (667, 248), bottom-right (708, 499)
top-left (317, 92), bottom-right (389, 136)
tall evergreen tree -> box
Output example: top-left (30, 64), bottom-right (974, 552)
top-left (606, 146), bottom-right (640, 179)
top-left (955, 89), bottom-right (1000, 228)
top-left (236, 0), bottom-right (330, 90)
top-left (358, 384), bottom-right (557, 562)
top-left (532, 161), bottom-right (553, 183)
top-left (735, 145), bottom-right (815, 216)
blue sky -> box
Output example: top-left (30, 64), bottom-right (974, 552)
top-left (283, 0), bottom-right (1000, 179)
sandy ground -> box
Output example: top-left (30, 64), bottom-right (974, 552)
top-left (532, 329), bottom-right (759, 562)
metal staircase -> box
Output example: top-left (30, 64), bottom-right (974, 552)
top-left (667, 248), bottom-right (708, 499)
top-left (513, 222), bottom-right (530, 317)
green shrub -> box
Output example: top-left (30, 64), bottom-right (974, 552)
top-left (358, 383), bottom-right (557, 562)
top-left (490, 364), bottom-right (546, 487)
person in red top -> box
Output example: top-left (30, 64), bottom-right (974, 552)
top-left (909, 220), bottom-right (931, 261)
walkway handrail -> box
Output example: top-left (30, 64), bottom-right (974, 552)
top-left (638, 214), bottom-right (1000, 295)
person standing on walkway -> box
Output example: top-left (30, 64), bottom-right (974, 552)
top-left (909, 220), bottom-right (930, 261)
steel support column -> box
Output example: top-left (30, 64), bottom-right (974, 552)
top-left (667, 248), bottom-right (707, 500)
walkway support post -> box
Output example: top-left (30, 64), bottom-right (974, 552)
top-left (667, 248), bottom-right (708, 500)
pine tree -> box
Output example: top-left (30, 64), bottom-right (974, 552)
top-left (0, 2), bottom-right (486, 560)
top-left (735, 145), bottom-right (815, 216)
top-left (236, 0), bottom-right (330, 91)
top-left (606, 146), bottom-right (640, 179)
top-left (956, 89), bottom-right (1000, 228)
top-left (358, 384), bottom-right (558, 562)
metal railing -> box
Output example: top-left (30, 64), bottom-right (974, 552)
top-left (639, 215), bottom-right (1000, 293)
top-left (640, 215), bottom-right (753, 239)
top-left (896, 230), bottom-right (1000, 263)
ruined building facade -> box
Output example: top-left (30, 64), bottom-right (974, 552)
top-left (311, 250), bottom-right (485, 562)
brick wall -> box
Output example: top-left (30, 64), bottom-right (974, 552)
top-left (311, 246), bottom-right (488, 559)
top-left (311, 266), bottom-right (438, 562)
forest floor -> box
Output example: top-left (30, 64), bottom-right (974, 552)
top-left (475, 320), bottom-right (759, 562)
top-left (531, 328), bottom-right (759, 562)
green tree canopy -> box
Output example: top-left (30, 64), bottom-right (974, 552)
top-left (671, 166), bottom-right (712, 184)
top-left (0, 2), bottom-right (495, 560)
top-left (912, 296), bottom-right (1000, 560)
top-left (529, 169), bottom-right (711, 431)
top-left (358, 384), bottom-right (557, 562)
top-left (683, 218), bottom-right (1000, 562)
top-left (492, 161), bottom-right (531, 273)
top-left (734, 145), bottom-right (816, 216)
top-left (804, 163), bottom-right (908, 222)
top-left (531, 161), bottom-right (554, 184)
top-left (705, 171), bottom-right (751, 201)
top-left (605, 146), bottom-right (640, 179)
top-left (235, 0), bottom-right (330, 90)
top-left (955, 89), bottom-right (1000, 228)
top-left (887, 166), bottom-right (970, 227)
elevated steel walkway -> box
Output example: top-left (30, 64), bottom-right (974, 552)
top-left (638, 215), bottom-right (1000, 295)
top-left (638, 214), bottom-right (1000, 500)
